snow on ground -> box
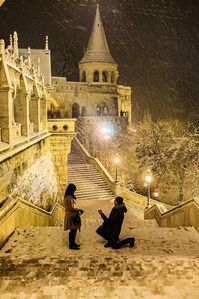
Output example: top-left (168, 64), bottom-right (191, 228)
top-left (0, 199), bottom-right (199, 298)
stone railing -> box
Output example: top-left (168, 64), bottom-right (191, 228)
top-left (75, 137), bottom-right (117, 193)
top-left (0, 198), bottom-right (65, 248)
top-left (144, 198), bottom-right (199, 233)
top-left (75, 137), bottom-right (157, 208)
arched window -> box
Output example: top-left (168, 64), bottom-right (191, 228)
top-left (81, 71), bottom-right (86, 82)
top-left (72, 103), bottom-right (80, 118)
top-left (111, 72), bottom-right (115, 83)
top-left (93, 71), bottom-right (99, 82)
top-left (102, 71), bottom-right (108, 82)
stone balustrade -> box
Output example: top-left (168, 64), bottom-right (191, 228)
top-left (74, 137), bottom-right (153, 207)
top-left (144, 198), bottom-right (199, 233)
top-left (0, 198), bottom-right (65, 248)
top-left (47, 118), bottom-right (76, 134)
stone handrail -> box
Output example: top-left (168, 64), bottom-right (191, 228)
top-left (144, 198), bottom-right (199, 233)
top-left (75, 137), bottom-right (159, 209)
top-left (74, 137), bottom-right (118, 193)
top-left (0, 198), bottom-right (65, 248)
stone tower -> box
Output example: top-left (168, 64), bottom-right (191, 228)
top-left (79, 4), bottom-right (118, 84)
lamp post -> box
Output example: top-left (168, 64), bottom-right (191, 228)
top-left (145, 169), bottom-right (152, 209)
top-left (114, 157), bottom-right (120, 182)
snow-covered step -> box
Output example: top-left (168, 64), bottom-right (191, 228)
top-left (68, 141), bottom-right (115, 202)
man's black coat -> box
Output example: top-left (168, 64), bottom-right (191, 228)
top-left (99, 203), bottom-right (127, 243)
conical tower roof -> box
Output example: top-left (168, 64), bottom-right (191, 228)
top-left (80, 4), bottom-right (116, 64)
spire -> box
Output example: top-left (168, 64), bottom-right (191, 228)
top-left (27, 47), bottom-right (31, 67)
top-left (45, 36), bottom-right (49, 51)
top-left (80, 4), bottom-right (115, 64)
top-left (9, 34), bottom-right (13, 49)
top-left (37, 57), bottom-right (40, 75)
top-left (13, 31), bottom-right (19, 59)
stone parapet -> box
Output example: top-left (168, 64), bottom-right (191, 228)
top-left (48, 118), bottom-right (76, 134)
top-left (0, 198), bottom-right (64, 248)
top-left (145, 198), bottom-right (199, 233)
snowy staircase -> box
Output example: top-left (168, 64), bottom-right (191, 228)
top-left (68, 141), bottom-right (115, 201)
top-left (1, 212), bottom-right (199, 298)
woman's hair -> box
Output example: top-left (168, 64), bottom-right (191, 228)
top-left (115, 196), bottom-right (123, 205)
top-left (65, 183), bottom-right (76, 198)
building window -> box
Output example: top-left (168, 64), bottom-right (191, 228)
top-left (81, 71), bottom-right (86, 82)
top-left (102, 71), bottom-right (108, 82)
top-left (93, 71), bottom-right (99, 82)
top-left (111, 72), bottom-right (115, 83)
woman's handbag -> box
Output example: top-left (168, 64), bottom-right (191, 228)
top-left (71, 213), bottom-right (81, 225)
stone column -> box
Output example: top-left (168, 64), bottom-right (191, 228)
top-left (0, 87), bottom-right (13, 144)
top-left (15, 92), bottom-right (30, 138)
top-left (29, 97), bottom-right (40, 132)
top-left (40, 98), bottom-right (47, 131)
top-left (99, 71), bottom-right (103, 83)
top-left (50, 134), bottom-right (73, 196)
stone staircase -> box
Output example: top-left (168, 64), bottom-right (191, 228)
top-left (1, 198), bottom-right (199, 298)
top-left (1, 141), bottom-right (199, 298)
top-left (68, 141), bottom-right (115, 201)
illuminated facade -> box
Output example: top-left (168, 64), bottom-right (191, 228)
top-left (50, 5), bottom-right (132, 125)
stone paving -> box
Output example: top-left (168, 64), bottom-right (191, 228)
top-left (0, 199), bottom-right (199, 298)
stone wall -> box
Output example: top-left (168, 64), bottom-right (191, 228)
top-left (0, 135), bottom-right (60, 209)
top-left (51, 78), bottom-right (132, 126)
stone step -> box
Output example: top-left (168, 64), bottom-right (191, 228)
top-left (1, 224), bottom-right (199, 298)
top-left (1, 199), bottom-right (199, 298)
top-left (68, 179), bottom-right (112, 187)
top-left (68, 141), bottom-right (115, 201)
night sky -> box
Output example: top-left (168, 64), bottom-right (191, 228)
top-left (0, 0), bottom-right (199, 123)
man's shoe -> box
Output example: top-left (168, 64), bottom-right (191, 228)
top-left (128, 238), bottom-right (135, 248)
top-left (69, 245), bottom-right (80, 250)
top-left (104, 242), bottom-right (112, 248)
top-left (74, 243), bottom-right (80, 247)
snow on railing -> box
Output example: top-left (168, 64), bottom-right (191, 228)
top-left (144, 198), bottom-right (199, 233)
top-left (0, 198), bottom-right (64, 249)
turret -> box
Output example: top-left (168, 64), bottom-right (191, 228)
top-left (79, 4), bottom-right (118, 84)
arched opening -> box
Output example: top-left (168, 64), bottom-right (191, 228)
top-left (102, 71), bottom-right (108, 82)
top-left (93, 71), bottom-right (99, 82)
top-left (111, 72), bottom-right (115, 83)
top-left (72, 103), bottom-right (80, 118)
top-left (81, 106), bottom-right (87, 116)
top-left (81, 71), bottom-right (86, 82)
top-left (47, 96), bottom-right (60, 119)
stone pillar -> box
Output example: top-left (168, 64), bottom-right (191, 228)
top-left (99, 71), bottom-right (102, 82)
top-left (15, 92), bottom-right (30, 138)
top-left (0, 87), bottom-right (13, 144)
top-left (29, 97), bottom-right (40, 132)
top-left (50, 134), bottom-right (73, 196)
top-left (40, 98), bottom-right (47, 131)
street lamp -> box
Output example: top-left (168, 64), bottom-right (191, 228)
top-left (154, 191), bottom-right (158, 198)
top-left (145, 169), bottom-right (152, 209)
top-left (114, 157), bottom-right (120, 182)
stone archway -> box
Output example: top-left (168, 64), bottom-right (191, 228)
top-left (47, 96), bottom-right (60, 118)
top-left (72, 103), bottom-right (80, 118)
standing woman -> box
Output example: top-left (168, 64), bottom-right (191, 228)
top-left (64, 183), bottom-right (84, 250)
